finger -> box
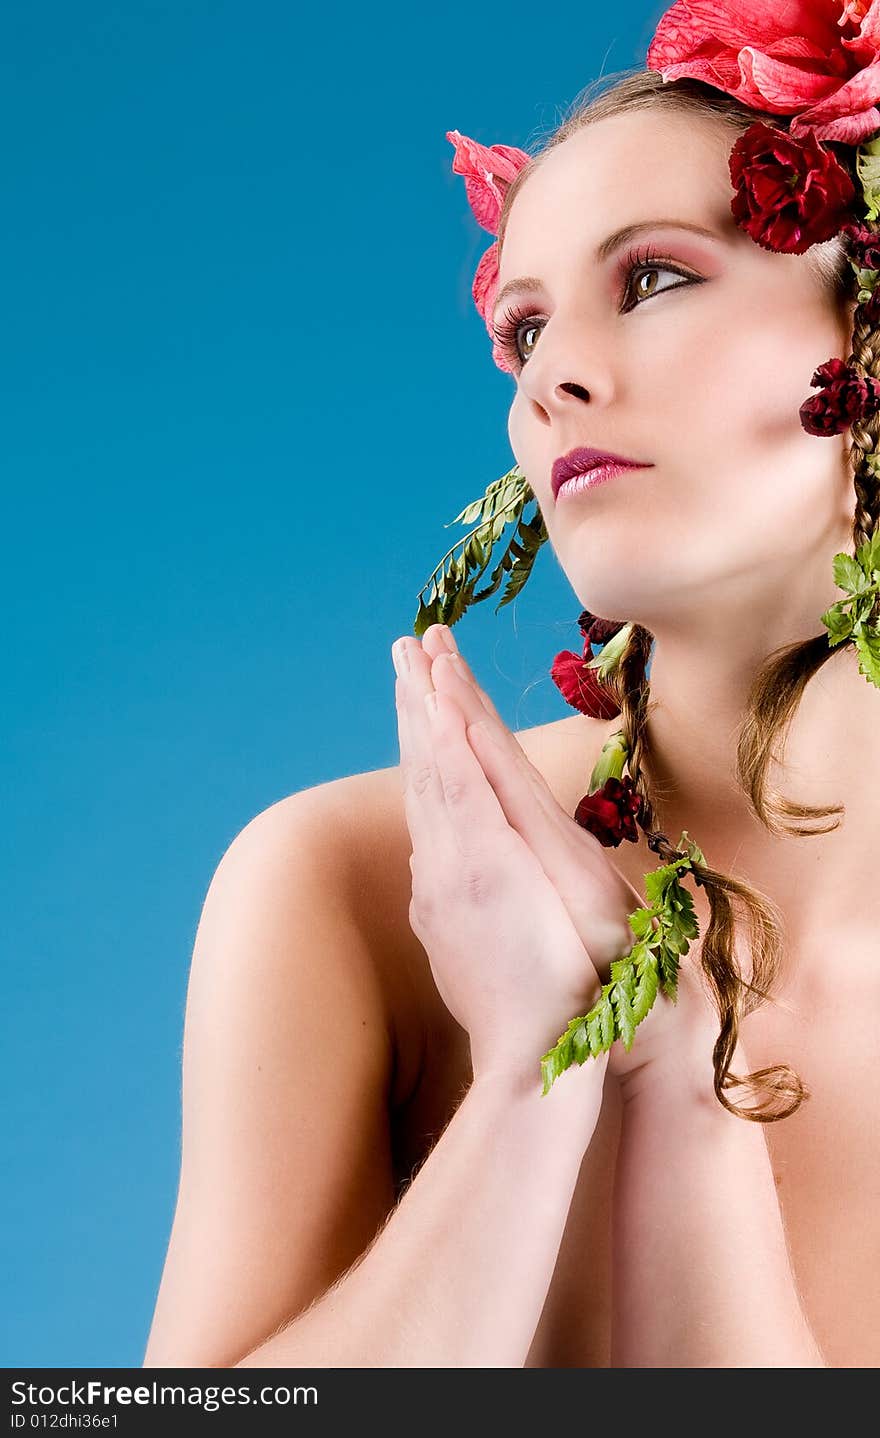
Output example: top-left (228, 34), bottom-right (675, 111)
top-left (428, 645), bottom-right (556, 813)
top-left (393, 637), bottom-right (447, 857)
top-left (421, 626), bottom-right (502, 725)
top-left (430, 652), bottom-right (562, 824)
top-left (420, 637), bottom-right (571, 847)
top-left (424, 689), bottom-right (518, 860)
top-left (465, 716), bottom-right (576, 854)
top-left (396, 636), bottom-right (508, 863)
top-left (420, 623), bottom-right (460, 664)
top-left (429, 652), bottom-right (490, 728)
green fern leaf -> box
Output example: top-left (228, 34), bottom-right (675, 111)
top-left (496, 513), bottom-right (548, 611)
top-left (539, 849), bottom-right (702, 1092)
top-left (611, 966), bottom-right (637, 1050)
top-left (631, 952), bottom-right (660, 1024)
top-left (658, 943), bottom-right (680, 1000)
top-left (413, 469), bottom-right (546, 634)
top-left (853, 619), bottom-right (880, 688)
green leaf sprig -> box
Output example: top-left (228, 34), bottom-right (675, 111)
top-left (539, 832), bottom-right (706, 1096)
top-left (819, 534), bottom-right (880, 688)
top-left (855, 135), bottom-right (880, 225)
top-left (413, 466), bottom-right (548, 636)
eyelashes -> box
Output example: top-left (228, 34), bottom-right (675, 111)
top-left (492, 242), bottom-right (703, 372)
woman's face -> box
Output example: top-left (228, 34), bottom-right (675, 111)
top-left (496, 107), bottom-right (857, 628)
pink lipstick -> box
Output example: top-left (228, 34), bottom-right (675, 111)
top-left (551, 446), bottom-right (653, 502)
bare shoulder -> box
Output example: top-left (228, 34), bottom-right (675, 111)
top-left (144, 775), bottom-right (401, 1367)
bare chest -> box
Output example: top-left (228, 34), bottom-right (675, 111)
top-left (390, 939), bottom-right (880, 1368)
top-left (735, 959), bottom-right (880, 1368)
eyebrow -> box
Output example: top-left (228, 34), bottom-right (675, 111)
top-left (491, 219), bottom-right (720, 320)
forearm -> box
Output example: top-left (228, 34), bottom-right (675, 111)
top-left (612, 1052), bottom-right (826, 1368)
top-left (236, 1061), bottom-right (606, 1368)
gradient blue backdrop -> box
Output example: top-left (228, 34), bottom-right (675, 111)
top-left (2, 0), bottom-right (664, 1365)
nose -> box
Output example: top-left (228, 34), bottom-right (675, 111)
top-left (518, 317), bottom-right (614, 418)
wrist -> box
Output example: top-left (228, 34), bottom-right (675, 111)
top-left (619, 1035), bottom-right (751, 1114)
top-left (471, 1051), bottom-right (609, 1147)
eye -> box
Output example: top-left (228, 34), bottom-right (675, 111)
top-left (492, 244), bottom-right (703, 372)
top-left (491, 304), bottom-right (545, 370)
top-left (620, 243), bottom-right (699, 312)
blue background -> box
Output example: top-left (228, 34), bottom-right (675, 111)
top-left (2, 0), bottom-right (662, 1366)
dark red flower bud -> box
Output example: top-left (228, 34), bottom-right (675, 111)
top-left (728, 122), bottom-right (855, 255)
top-left (574, 775), bottom-right (643, 847)
top-left (576, 609), bottom-right (625, 646)
top-left (550, 647), bottom-right (621, 719)
top-left (842, 221), bottom-right (880, 271)
top-left (799, 356), bottom-right (880, 436)
top-left (589, 617), bottom-right (626, 646)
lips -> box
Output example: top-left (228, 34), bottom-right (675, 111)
top-left (551, 446), bottom-right (653, 500)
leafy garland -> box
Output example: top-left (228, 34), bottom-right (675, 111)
top-left (539, 835), bottom-right (704, 1094)
top-left (820, 533), bottom-right (880, 686)
top-left (538, 537), bottom-right (880, 1093)
top-left (413, 467), bottom-right (548, 636)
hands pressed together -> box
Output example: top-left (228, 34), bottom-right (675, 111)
top-left (392, 623), bottom-right (721, 1099)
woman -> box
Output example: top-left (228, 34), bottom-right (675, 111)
top-left (143, 63), bottom-right (880, 1368)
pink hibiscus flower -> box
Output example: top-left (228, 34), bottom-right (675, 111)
top-left (446, 131), bottom-right (532, 371)
top-left (647, 0), bottom-right (880, 144)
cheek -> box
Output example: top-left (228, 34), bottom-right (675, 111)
top-left (507, 395), bottom-right (535, 479)
top-left (652, 289), bottom-right (837, 466)
top-left (673, 301), bottom-right (850, 550)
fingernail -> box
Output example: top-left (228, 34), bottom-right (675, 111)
top-left (392, 639), bottom-right (409, 675)
top-left (424, 692), bottom-right (439, 717)
top-left (439, 625), bottom-right (458, 653)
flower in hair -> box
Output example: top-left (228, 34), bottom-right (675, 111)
top-left (647, 0), bottom-right (880, 145)
top-left (728, 122), bottom-right (856, 253)
top-left (574, 775), bottom-right (643, 847)
top-left (799, 355), bottom-right (880, 435)
top-left (550, 644), bottom-right (621, 719)
top-left (843, 218), bottom-right (880, 269)
top-left (446, 130), bottom-right (531, 371)
top-left (445, 131), bottom-right (529, 232)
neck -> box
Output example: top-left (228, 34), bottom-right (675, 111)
top-left (639, 581), bottom-right (877, 960)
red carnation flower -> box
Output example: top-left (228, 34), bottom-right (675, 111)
top-left (842, 221), bottom-right (880, 272)
top-left (728, 122), bottom-right (855, 255)
top-left (574, 776), bottom-right (643, 848)
top-left (550, 645), bottom-right (621, 719)
top-left (799, 356), bottom-right (880, 436)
